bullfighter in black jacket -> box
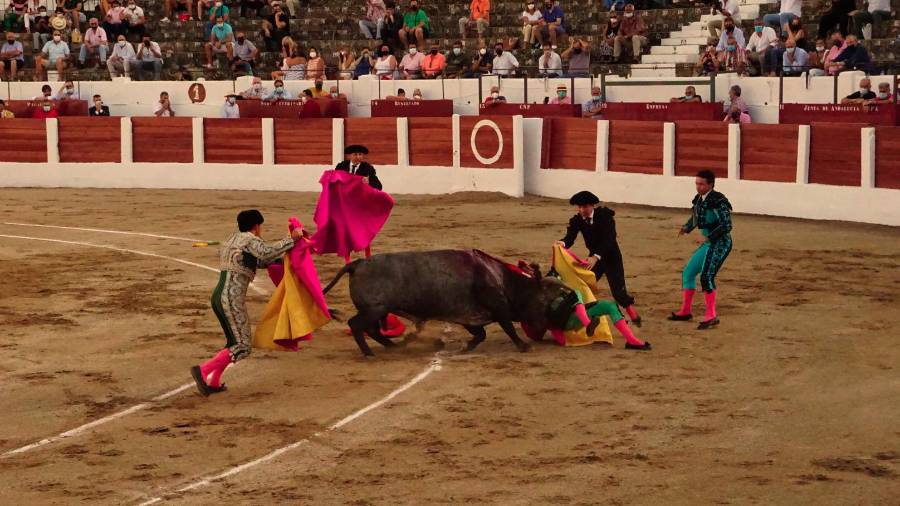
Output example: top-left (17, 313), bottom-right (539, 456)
top-left (334, 144), bottom-right (382, 190)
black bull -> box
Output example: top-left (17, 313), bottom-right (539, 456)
top-left (321, 249), bottom-right (572, 356)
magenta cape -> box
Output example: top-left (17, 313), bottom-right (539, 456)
top-left (311, 170), bottom-right (394, 258)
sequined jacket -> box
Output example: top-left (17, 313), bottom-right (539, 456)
top-left (219, 231), bottom-right (296, 278)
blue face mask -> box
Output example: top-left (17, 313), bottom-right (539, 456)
top-left (754, 26), bottom-right (763, 33)
top-left (727, 44), bottom-right (736, 51)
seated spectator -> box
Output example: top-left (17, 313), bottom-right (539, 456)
top-left (465, 45), bottom-right (492, 77)
top-left (598, 12), bottom-right (618, 60)
top-left (385, 88), bottom-right (408, 100)
top-left (63, 0), bottom-right (86, 31)
top-left (422, 42), bottom-right (445, 78)
top-left (723, 105), bottom-right (751, 124)
top-left (329, 86), bottom-right (348, 100)
top-left (32, 84), bottom-right (54, 101)
top-left (715, 17), bottom-right (744, 52)
top-left (299, 89), bottom-right (322, 118)
top-left (32, 100), bottom-right (58, 119)
top-left (841, 77), bottom-right (875, 104)
top-left (130, 34), bottom-right (163, 80)
top-left (412, 88), bottom-right (424, 99)
top-left (89, 94), bottom-right (110, 116)
top-left (241, 76), bottom-right (267, 98)
top-left (807, 38), bottom-right (827, 76)
top-left (582, 86), bottom-right (604, 118)
top-left (539, 0), bottom-right (565, 48)
top-left (103, 0), bottom-right (127, 40)
top-left (828, 34), bottom-right (870, 73)
top-left (262, 3), bottom-right (288, 52)
top-left (763, 0), bottom-right (801, 34)
top-left (48, 8), bottom-right (68, 36)
top-left (35, 31), bottom-right (70, 81)
top-left (522, 2), bottom-right (542, 49)
top-left (306, 78), bottom-right (328, 98)
top-left (163, 0), bottom-right (192, 22)
top-left (399, 0), bottom-right (429, 49)
top-left (717, 35), bottom-right (746, 74)
top-left (154, 91), bottom-right (174, 116)
top-left (491, 41), bottom-right (518, 76)
top-left (817, 0), bottom-right (854, 39)
top-left (615, 4), bottom-right (647, 63)
top-left (222, 93), bottom-right (240, 118)
top-left (263, 79), bottom-right (292, 100)
top-left (708, 0), bottom-right (741, 40)
top-left (745, 19), bottom-right (778, 76)
top-left (781, 38), bottom-right (808, 76)
top-left (124, 1), bottom-right (146, 40)
top-left (459, 0), bottom-right (489, 41)
top-left (871, 82), bottom-right (893, 103)
top-left (337, 48), bottom-right (356, 80)
top-left (851, 0), bottom-right (891, 40)
top-left (483, 85), bottom-right (506, 104)
top-left (56, 80), bottom-right (79, 100)
top-left (671, 86), bottom-right (703, 103)
top-left (696, 44), bottom-right (719, 75)
top-left (231, 31), bottom-right (257, 75)
top-left (0, 32), bottom-right (24, 80)
top-left (0, 99), bottom-right (14, 118)
top-left (382, 1), bottom-right (404, 49)
top-left (204, 15), bottom-right (233, 69)
top-left (30, 6), bottom-right (52, 51)
top-left (4, 0), bottom-right (27, 32)
top-left (80, 18), bottom-right (108, 67)
top-left (306, 46), bottom-right (325, 80)
top-left (785, 17), bottom-right (807, 50)
top-left (444, 40), bottom-right (467, 78)
top-left (549, 84), bottom-right (570, 104)
top-left (375, 44), bottom-right (398, 79)
top-left (360, 0), bottom-right (386, 40)
top-left (562, 37), bottom-right (590, 77)
top-left (353, 49), bottom-right (375, 78)
top-left (272, 44), bottom-right (306, 80)
top-left (239, 0), bottom-right (266, 18)
top-left (724, 84), bottom-right (748, 114)
top-left (399, 43), bottom-right (424, 79)
top-left (538, 42), bottom-right (562, 77)
top-left (202, 1), bottom-right (229, 40)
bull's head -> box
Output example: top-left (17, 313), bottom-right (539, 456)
top-left (515, 265), bottom-right (573, 341)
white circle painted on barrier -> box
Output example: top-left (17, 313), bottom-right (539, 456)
top-left (470, 119), bottom-right (503, 165)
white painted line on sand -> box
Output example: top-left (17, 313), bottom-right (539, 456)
top-left (137, 356), bottom-right (444, 505)
top-left (2, 222), bottom-right (201, 242)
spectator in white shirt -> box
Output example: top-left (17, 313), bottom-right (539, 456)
top-left (707, 0), bottom-right (741, 40)
top-left (130, 34), bottom-right (163, 80)
top-left (241, 76), bottom-right (267, 98)
top-left (491, 41), bottom-right (518, 76)
top-left (107, 34), bottom-right (135, 78)
top-left (124, 0), bottom-right (146, 39)
top-left (715, 17), bottom-right (744, 51)
top-left (521, 2), bottom-right (542, 48)
top-left (763, 0), bottom-right (801, 34)
top-left (745, 18), bottom-right (778, 75)
top-left (222, 94), bottom-right (240, 118)
top-left (154, 91), bottom-right (174, 116)
top-left (537, 42), bottom-right (561, 77)
top-left (851, 0), bottom-right (891, 39)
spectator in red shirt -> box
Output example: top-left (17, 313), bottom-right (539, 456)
top-left (298, 89), bottom-right (322, 118)
top-left (614, 4), bottom-right (647, 63)
top-left (483, 85), bottom-right (506, 105)
top-left (32, 101), bottom-right (58, 119)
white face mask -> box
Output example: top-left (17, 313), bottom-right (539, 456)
top-left (216, 22), bottom-right (223, 27)
top-left (452, 47), bottom-right (461, 55)
top-left (479, 48), bottom-right (486, 55)
top-left (491, 92), bottom-right (499, 98)
top-left (624, 12), bottom-right (633, 17)
top-left (816, 45), bottom-right (824, 51)
top-left (53, 35), bottom-right (61, 42)
top-left (409, 48), bottom-right (417, 55)
top-left (413, 94), bottom-right (422, 100)
top-left (228, 97), bottom-right (236, 104)
top-left (275, 86), bottom-right (284, 92)
top-left (309, 51), bottom-right (317, 58)
top-left (42, 105), bottom-right (51, 111)
top-left (117, 40), bottom-right (127, 47)
top-left (592, 94), bottom-right (601, 101)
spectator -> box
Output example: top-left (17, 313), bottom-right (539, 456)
top-left (262, 2), bottom-right (288, 51)
top-left (807, 38), bottom-right (828, 76)
top-left (241, 76), bottom-right (267, 98)
top-left (130, 34), bottom-right (163, 80)
top-left (829, 34), bottom-right (870, 72)
top-left (723, 105), bottom-right (751, 124)
top-left (35, 30), bottom-right (70, 80)
top-left (785, 17), bottom-right (807, 50)
top-left (0, 32), bottom-right (24, 80)
top-left (538, 42), bottom-right (562, 77)
top-left (337, 48), bottom-right (355, 80)
top-left (399, 43), bottom-right (424, 79)
top-left (306, 77), bottom-right (328, 98)
top-left (329, 86), bottom-right (348, 100)
top-left (459, 0), bottom-right (489, 40)
top-left (353, 48), bottom-right (375, 78)
top-left (724, 85), bottom-right (748, 114)
top-left (521, 2), bottom-right (542, 49)
top-left (385, 88), bottom-right (408, 100)
top-left (271, 43), bottom-right (306, 80)
top-left (32, 100), bottom-right (58, 119)
top-left (202, 0), bottom-right (229, 40)
top-left (0, 99), bottom-right (14, 118)
top-left (696, 44), bottom-right (719, 75)
top-left (153, 91), bottom-right (174, 116)
top-left (231, 31), bottom-right (257, 75)
top-left (483, 85), bottom-right (506, 104)
top-left (582, 86), bottom-right (604, 118)
top-left (539, 0), bottom-right (565, 49)
top-left (715, 17), bottom-right (745, 52)
top-left (239, 0), bottom-right (266, 18)
top-left (817, 0), bottom-right (854, 40)
top-left (62, 0), bottom-right (85, 31)
top-left (763, 0), bottom-right (801, 34)
top-left (671, 85), bottom-right (703, 103)
top-left (124, 0), bottom-right (145, 40)
top-left (491, 41), bottom-right (518, 76)
top-left (103, 0), bottom-right (127, 39)
top-left (841, 77), bottom-right (875, 104)
top-left (204, 15), bottom-right (233, 69)
top-left (466, 45), bottom-right (492, 77)
top-left (5, 0), bottom-right (26, 31)
top-left (598, 12), bottom-right (618, 60)
top-left (422, 42), bottom-right (445, 78)
top-left (822, 32), bottom-right (847, 75)
top-left (32, 84), bottom-right (53, 100)
top-left (107, 34), bottom-right (135, 77)
top-left (48, 8), bottom-right (67, 36)
top-left (851, 0), bottom-right (891, 40)
top-left (615, 4), bottom-right (647, 63)
top-left (375, 43), bottom-right (398, 79)
top-left (412, 88), bottom-right (424, 99)
top-left (383, 1), bottom-right (404, 49)
top-left (781, 38), bottom-right (808, 76)
top-left (163, 0), bottom-right (192, 22)
top-left (298, 89), bottom-right (322, 118)
top-left (306, 45), bottom-right (325, 79)
top-left (30, 6), bottom-right (52, 50)
top-left (263, 79), bottom-right (292, 100)
top-left (399, 0), bottom-right (429, 49)
top-left (871, 82), bottom-right (893, 103)
top-left (561, 37), bottom-right (590, 77)
top-left (708, 0), bottom-right (741, 40)
top-left (80, 18), bottom-right (108, 67)
top-left (222, 93), bottom-right (240, 117)
top-left (745, 18), bottom-right (778, 76)
top-left (89, 94), bottom-right (110, 116)
top-left (444, 40), bottom-right (467, 78)
top-left (360, 0), bottom-right (386, 40)
top-left (549, 84), bottom-right (570, 104)
top-left (717, 35), bottom-right (746, 74)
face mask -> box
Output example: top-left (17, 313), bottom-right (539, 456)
top-left (832, 40), bottom-right (841, 47)
top-left (726, 44), bottom-right (736, 51)
top-left (610, 18), bottom-right (617, 24)
top-left (725, 25), bottom-right (734, 32)
top-left (816, 45), bottom-right (824, 51)
top-left (624, 12), bottom-right (633, 18)
top-left (128, 4), bottom-right (134, 8)
top-left (215, 1), bottom-right (222, 5)
top-left (685, 93), bottom-right (693, 98)
top-left (452, 47), bottom-right (461, 55)
top-left (53, 35), bottom-right (61, 42)
top-left (310, 51), bottom-right (318, 58)
top-left (557, 92), bottom-right (566, 98)
top-left (301, 95), bottom-right (308, 103)
top-left (755, 26), bottom-right (763, 33)
top-left (861, 87), bottom-right (870, 93)
top-left (237, 37), bottom-right (245, 43)
top-left (573, 48), bottom-right (582, 54)
top-left (479, 48), bottom-right (486, 55)
top-left (879, 92), bottom-right (889, 99)
top-left (592, 94), bottom-right (601, 101)
top-left (331, 92), bottom-right (338, 98)
top-left (430, 49), bottom-right (438, 55)
top-left (6, 38), bottom-right (13, 43)
top-left (491, 92), bottom-right (499, 98)
top-left (527, 3), bottom-right (534, 8)
top-left (276, 86), bottom-right (284, 92)
top-left (495, 48), bottom-right (503, 56)
top-left (786, 47), bottom-right (795, 53)
top-left (42, 105), bottom-right (51, 111)
top-left (117, 40), bottom-right (126, 47)
top-left (65, 87), bottom-right (74, 93)
top-left (216, 22), bottom-right (223, 27)
top-left (315, 82), bottom-right (323, 89)
top-left (409, 48), bottom-right (417, 54)
top-left (413, 94), bottom-right (422, 99)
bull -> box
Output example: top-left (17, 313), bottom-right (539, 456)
top-left (321, 249), bottom-right (571, 356)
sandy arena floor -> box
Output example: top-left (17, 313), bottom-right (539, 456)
top-left (0, 188), bottom-right (897, 505)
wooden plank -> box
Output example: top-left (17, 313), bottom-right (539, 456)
top-left (740, 124), bottom-right (798, 183)
top-left (345, 118), bottom-right (398, 166)
top-left (274, 118), bottom-right (332, 165)
top-left (409, 117), bottom-right (452, 167)
top-left (459, 116), bottom-right (514, 169)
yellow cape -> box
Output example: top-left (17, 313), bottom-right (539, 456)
top-left (551, 244), bottom-right (614, 346)
top-left (253, 254), bottom-right (330, 351)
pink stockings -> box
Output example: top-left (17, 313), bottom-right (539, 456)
top-left (675, 289), bottom-right (696, 316)
top-left (199, 348), bottom-right (232, 387)
top-left (614, 319), bottom-right (644, 346)
top-left (703, 290), bottom-right (717, 321)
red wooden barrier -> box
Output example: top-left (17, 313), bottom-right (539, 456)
top-left (204, 118), bottom-right (262, 164)
top-left (345, 118), bottom-right (397, 166)
top-left (132, 117), bottom-right (193, 163)
top-left (875, 126), bottom-right (900, 190)
top-left (740, 124), bottom-right (798, 183)
top-left (608, 120), bottom-right (663, 174)
top-left (809, 123), bottom-right (864, 186)
top-left (408, 117), bottom-right (453, 167)
top-left (675, 121), bottom-right (728, 177)
top-left (58, 117), bottom-right (121, 163)
top-left (459, 116), bottom-right (514, 169)
top-left (0, 119), bottom-right (47, 162)
top-left (541, 118), bottom-right (596, 170)
top-left (274, 118), bottom-right (333, 165)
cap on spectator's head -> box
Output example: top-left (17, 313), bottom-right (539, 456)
top-left (237, 209), bottom-right (264, 232)
top-left (556, 84), bottom-right (567, 91)
top-left (569, 191), bottom-right (600, 206)
top-left (345, 145), bottom-right (369, 155)
top-left (225, 93), bottom-right (239, 98)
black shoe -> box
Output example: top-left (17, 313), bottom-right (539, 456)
top-left (697, 318), bottom-right (720, 330)
top-left (668, 312), bottom-right (692, 321)
top-left (625, 341), bottom-right (652, 351)
top-left (586, 317), bottom-right (601, 337)
top-left (631, 316), bottom-right (642, 328)
top-left (207, 384), bottom-right (227, 394)
top-left (190, 365), bottom-right (210, 397)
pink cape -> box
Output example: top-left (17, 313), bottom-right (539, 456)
top-left (311, 170), bottom-right (394, 258)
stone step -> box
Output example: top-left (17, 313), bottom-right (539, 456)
top-left (650, 44), bottom-right (703, 55)
top-left (641, 53), bottom-right (699, 64)
top-left (629, 64), bottom-right (679, 77)
top-left (661, 36), bottom-right (711, 46)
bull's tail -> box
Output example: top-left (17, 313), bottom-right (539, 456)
top-left (322, 259), bottom-right (364, 295)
